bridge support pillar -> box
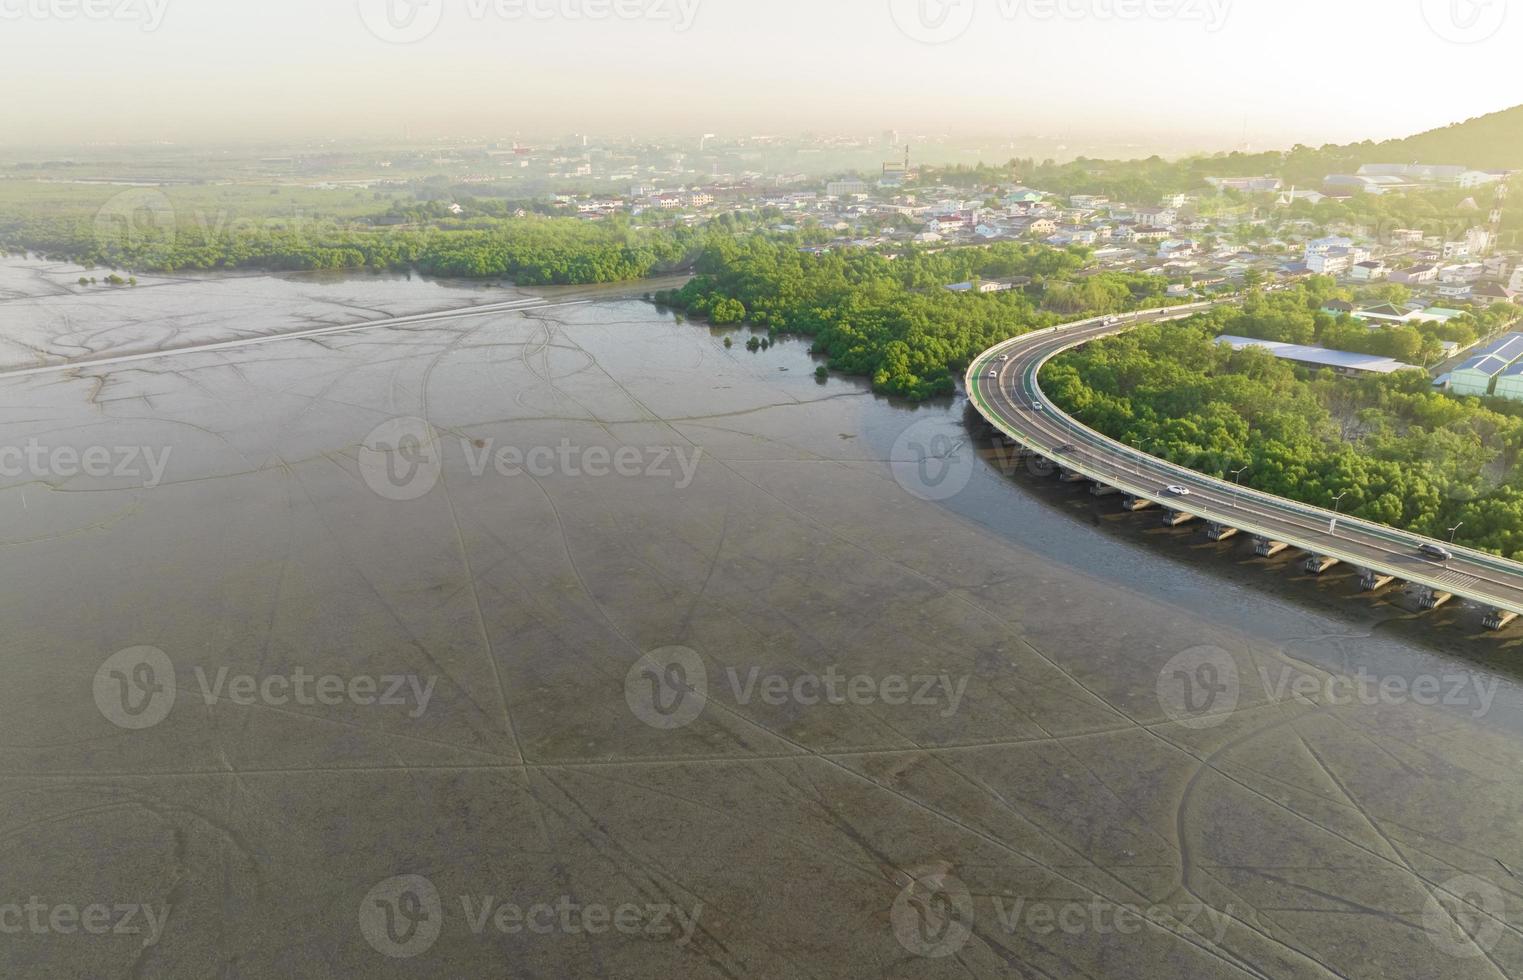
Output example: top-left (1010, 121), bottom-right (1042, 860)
top-left (1090, 483), bottom-right (1120, 497)
top-left (1205, 522), bottom-right (1238, 542)
top-left (1358, 568), bottom-right (1395, 591)
top-left (1303, 555), bottom-right (1340, 575)
top-left (1162, 509), bottom-right (1197, 527)
top-left (1408, 586), bottom-right (1454, 611)
top-left (1122, 495), bottom-right (1156, 512)
top-left (1253, 537), bottom-right (1289, 557)
top-left (1484, 609), bottom-right (1519, 631)
top-left (1058, 468), bottom-right (1088, 484)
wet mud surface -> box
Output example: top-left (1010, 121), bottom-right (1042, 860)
top-left (2, 259), bottom-right (1520, 977)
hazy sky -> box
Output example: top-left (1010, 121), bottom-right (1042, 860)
top-left (1, 0), bottom-right (1519, 150)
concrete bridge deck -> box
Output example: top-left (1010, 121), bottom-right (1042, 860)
top-left (966, 304), bottom-right (1523, 627)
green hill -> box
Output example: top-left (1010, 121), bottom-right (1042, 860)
top-left (1371, 104), bottom-right (1523, 171)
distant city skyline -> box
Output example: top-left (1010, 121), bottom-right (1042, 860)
top-left (1, 0), bottom-right (1519, 153)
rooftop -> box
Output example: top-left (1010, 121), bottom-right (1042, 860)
top-left (1473, 332), bottom-right (1523, 361)
top-left (1217, 335), bottom-right (1421, 375)
top-left (1457, 354), bottom-right (1514, 378)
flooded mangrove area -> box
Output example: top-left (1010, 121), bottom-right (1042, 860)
top-left (1, 257), bottom-right (1519, 977)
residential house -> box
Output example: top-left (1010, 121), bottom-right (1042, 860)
top-left (1350, 260), bottom-right (1388, 282)
top-left (1440, 263), bottom-right (1486, 283)
top-left (1470, 282), bottom-right (1517, 306)
top-left (1049, 229), bottom-right (1097, 247)
top-left (1307, 249), bottom-right (1355, 276)
top-left (1390, 264), bottom-right (1439, 285)
top-left (1305, 236), bottom-right (1354, 256)
top-left (944, 280), bottom-right (1010, 294)
top-left (1014, 217), bottom-right (1057, 238)
top-left (1132, 207), bottom-right (1178, 228)
top-left (1354, 303), bottom-right (1425, 325)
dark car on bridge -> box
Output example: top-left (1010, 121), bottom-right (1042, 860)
top-left (1419, 543), bottom-right (1454, 562)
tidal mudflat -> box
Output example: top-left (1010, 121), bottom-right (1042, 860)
top-left (1, 261), bottom-right (1520, 977)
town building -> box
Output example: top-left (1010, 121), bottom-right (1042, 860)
top-left (1216, 336), bottom-right (1421, 376)
top-left (1450, 334), bottom-right (1523, 396)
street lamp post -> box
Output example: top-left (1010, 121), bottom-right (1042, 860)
top-left (1330, 491), bottom-right (1349, 536)
top-left (1445, 523), bottom-right (1464, 569)
top-left (1230, 466), bottom-right (1249, 510)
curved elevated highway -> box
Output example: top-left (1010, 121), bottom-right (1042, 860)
top-left (966, 303), bottom-right (1523, 630)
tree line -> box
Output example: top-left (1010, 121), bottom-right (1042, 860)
top-left (652, 237), bottom-right (1183, 400)
top-left (1043, 318), bottom-right (1523, 557)
top-left (0, 211), bottom-right (699, 286)
top-left (1194, 277), bottom-right (1520, 367)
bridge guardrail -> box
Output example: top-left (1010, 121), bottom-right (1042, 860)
top-left (965, 304), bottom-right (1523, 613)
